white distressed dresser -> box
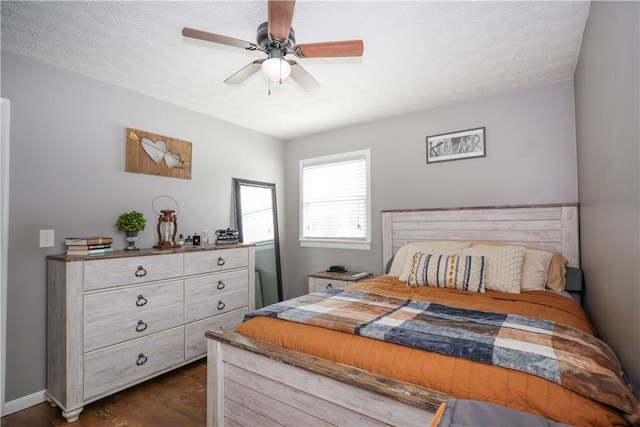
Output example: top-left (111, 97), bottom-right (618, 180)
top-left (46, 244), bottom-right (255, 422)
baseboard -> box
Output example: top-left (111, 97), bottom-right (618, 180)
top-left (4, 389), bottom-right (46, 415)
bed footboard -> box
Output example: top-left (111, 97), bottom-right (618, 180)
top-left (206, 329), bottom-right (446, 427)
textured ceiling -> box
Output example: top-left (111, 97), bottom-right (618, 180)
top-left (1, 1), bottom-right (590, 140)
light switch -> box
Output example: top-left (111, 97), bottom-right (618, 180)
top-left (40, 229), bottom-right (55, 248)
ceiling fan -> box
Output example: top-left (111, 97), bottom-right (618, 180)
top-left (182, 0), bottom-right (364, 93)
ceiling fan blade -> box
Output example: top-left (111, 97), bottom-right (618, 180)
top-left (268, 0), bottom-right (295, 42)
top-left (293, 40), bottom-right (364, 58)
top-left (224, 60), bottom-right (265, 85)
top-left (182, 27), bottom-right (259, 51)
top-left (288, 61), bottom-right (320, 91)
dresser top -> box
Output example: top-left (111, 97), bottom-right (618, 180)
top-left (47, 243), bottom-right (254, 262)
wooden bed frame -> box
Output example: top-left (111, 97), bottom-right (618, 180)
top-left (206, 203), bottom-right (580, 426)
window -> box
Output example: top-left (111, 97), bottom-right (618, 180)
top-left (299, 150), bottom-right (371, 250)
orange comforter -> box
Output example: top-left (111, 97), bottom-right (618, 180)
top-left (236, 276), bottom-right (629, 426)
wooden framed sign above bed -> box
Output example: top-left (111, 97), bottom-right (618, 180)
top-left (125, 128), bottom-right (192, 180)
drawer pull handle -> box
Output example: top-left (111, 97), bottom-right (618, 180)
top-left (136, 295), bottom-right (148, 307)
top-left (217, 257), bottom-right (226, 266)
top-left (217, 300), bottom-right (226, 310)
top-left (217, 280), bottom-right (225, 290)
top-left (135, 266), bottom-right (147, 277)
top-left (136, 353), bottom-right (148, 366)
top-left (326, 283), bottom-right (333, 289)
top-left (136, 320), bottom-right (148, 332)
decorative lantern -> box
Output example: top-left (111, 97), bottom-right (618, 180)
top-left (156, 209), bottom-right (178, 248)
top-left (152, 196), bottom-right (180, 249)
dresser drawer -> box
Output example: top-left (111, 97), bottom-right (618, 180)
top-left (185, 270), bottom-right (248, 296)
top-left (83, 254), bottom-right (183, 291)
top-left (84, 280), bottom-right (184, 352)
top-left (310, 278), bottom-right (350, 292)
top-left (185, 269), bottom-right (248, 323)
top-left (184, 248), bottom-right (248, 276)
top-left (84, 327), bottom-right (184, 400)
top-left (185, 278), bottom-right (249, 323)
top-left (185, 309), bottom-right (247, 360)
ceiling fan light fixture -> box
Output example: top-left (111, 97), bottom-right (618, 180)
top-left (262, 57), bottom-right (291, 82)
top-left (182, 1), bottom-right (364, 92)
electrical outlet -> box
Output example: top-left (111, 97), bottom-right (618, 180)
top-left (40, 229), bottom-right (55, 248)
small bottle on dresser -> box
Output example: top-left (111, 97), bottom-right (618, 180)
top-left (202, 229), bottom-right (209, 246)
top-left (178, 234), bottom-right (185, 246)
top-left (193, 232), bottom-right (201, 246)
top-left (185, 235), bottom-right (193, 247)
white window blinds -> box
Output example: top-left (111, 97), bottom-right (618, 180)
top-left (299, 150), bottom-right (371, 249)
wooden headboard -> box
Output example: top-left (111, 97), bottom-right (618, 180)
top-left (381, 204), bottom-right (580, 271)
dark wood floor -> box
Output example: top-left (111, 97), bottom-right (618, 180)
top-left (1, 359), bottom-right (207, 427)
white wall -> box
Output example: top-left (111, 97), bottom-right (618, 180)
top-left (0, 51), bottom-right (285, 402)
top-left (283, 80), bottom-right (578, 298)
top-left (574, 1), bottom-right (640, 392)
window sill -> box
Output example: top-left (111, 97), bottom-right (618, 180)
top-left (299, 239), bottom-right (371, 250)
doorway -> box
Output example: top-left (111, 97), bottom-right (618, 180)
top-left (1, 98), bottom-right (11, 416)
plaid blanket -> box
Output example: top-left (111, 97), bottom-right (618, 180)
top-left (245, 289), bottom-right (640, 424)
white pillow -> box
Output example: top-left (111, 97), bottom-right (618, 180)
top-left (462, 245), bottom-right (525, 293)
top-left (395, 241), bottom-right (471, 281)
top-left (520, 249), bottom-right (553, 291)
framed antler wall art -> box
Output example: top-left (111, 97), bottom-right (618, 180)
top-left (125, 128), bottom-right (192, 180)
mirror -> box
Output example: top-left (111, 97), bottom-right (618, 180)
top-left (233, 178), bottom-right (283, 308)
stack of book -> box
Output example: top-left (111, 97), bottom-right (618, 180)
top-left (65, 237), bottom-right (114, 255)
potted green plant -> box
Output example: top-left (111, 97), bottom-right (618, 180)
top-left (115, 210), bottom-right (146, 251)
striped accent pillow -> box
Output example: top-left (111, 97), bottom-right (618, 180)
top-left (407, 253), bottom-right (486, 292)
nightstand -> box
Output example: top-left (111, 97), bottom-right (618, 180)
top-left (308, 270), bottom-right (373, 293)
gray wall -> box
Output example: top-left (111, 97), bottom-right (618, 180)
top-left (283, 80), bottom-right (578, 299)
top-left (574, 1), bottom-right (639, 392)
top-left (1, 51), bottom-right (285, 400)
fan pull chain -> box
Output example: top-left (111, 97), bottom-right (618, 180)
top-left (268, 79), bottom-right (272, 96)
